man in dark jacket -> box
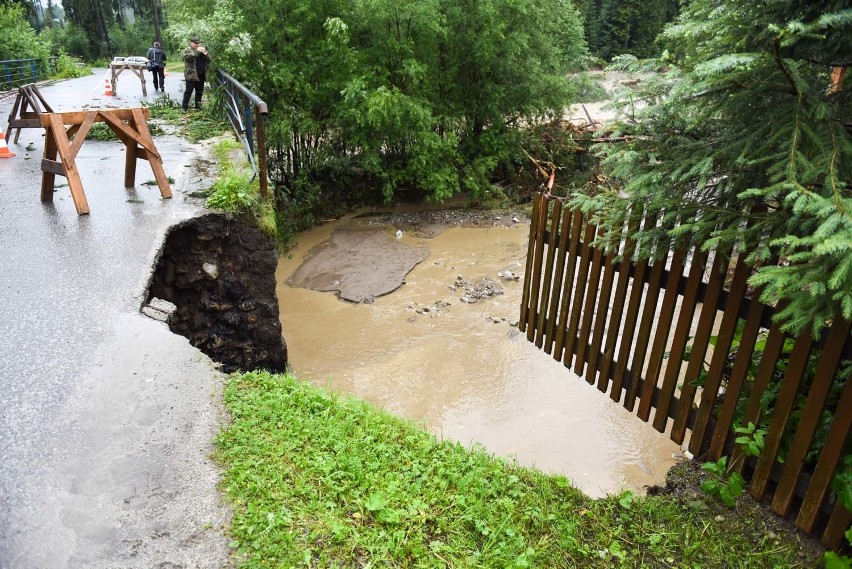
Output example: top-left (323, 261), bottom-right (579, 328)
top-left (182, 37), bottom-right (211, 112)
top-left (146, 41), bottom-right (167, 92)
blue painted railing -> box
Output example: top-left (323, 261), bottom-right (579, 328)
top-left (214, 68), bottom-right (269, 198)
top-left (0, 57), bottom-right (57, 91)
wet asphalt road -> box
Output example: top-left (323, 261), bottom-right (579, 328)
top-left (0, 70), bottom-right (231, 567)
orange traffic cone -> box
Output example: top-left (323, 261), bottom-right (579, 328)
top-left (103, 78), bottom-right (113, 96)
top-left (0, 127), bottom-right (15, 158)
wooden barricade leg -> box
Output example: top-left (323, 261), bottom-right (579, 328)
top-left (6, 91), bottom-right (22, 143)
top-left (47, 114), bottom-right (90, 215)
top-left (40, 124), bottom-right (58, 203)
top-left (124, 112), bottom-right (139, 187)
top-left (131, 108), bottom-right (171, 199)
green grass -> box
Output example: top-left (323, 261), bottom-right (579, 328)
top-left (216, 370), bottom-right (823, 568)
top-left (204, 139), bottom-right (276, 236)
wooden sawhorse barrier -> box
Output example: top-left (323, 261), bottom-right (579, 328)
top-left (109, 61), bottom-right (148, 96)
top-left (5, 83), bottom-right (54, 143)
top-left (40, 108), bottom-right (172, 215)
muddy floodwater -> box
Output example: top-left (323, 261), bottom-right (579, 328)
top-left (275, 210), bottom-right (681, 498)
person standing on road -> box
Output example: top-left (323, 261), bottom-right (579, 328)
top-left (146, 41), bottom-right (167, 93)
top-left (182, 37), bottom-right (210, 112)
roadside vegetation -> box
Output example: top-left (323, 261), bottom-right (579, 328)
top-left (7, 0), bottom-right (848, 564)
top-left (217, 370), bottom-right (823, 568)
top-left (0, 4), bottom-right (89, 85)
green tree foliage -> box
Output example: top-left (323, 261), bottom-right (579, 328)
top-left (578, 0), bottom-right (679, 61)
top-left (0, 3), bottom-right (50, 61)
top-left (59, 0), bottom-right (168, 59)
top-left (574, 1), bottom-right (852, 336)
top-left (166, 0), bottom-right (586, 211)
top-left (0, 0), bottom-right (40, 29)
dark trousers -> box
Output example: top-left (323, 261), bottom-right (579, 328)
top-left (151, 67), bottom-right (165, 90)
top-left (182, 76), bottom-right (205, 110)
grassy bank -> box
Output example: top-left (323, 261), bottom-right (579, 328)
top-left (216, 370), bottom-right (822, 568)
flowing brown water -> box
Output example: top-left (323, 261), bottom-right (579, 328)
top-left (275, 211), bottom-right (681, 498)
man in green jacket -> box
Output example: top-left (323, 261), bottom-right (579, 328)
top-left (182, 37), bottom-right (211, 112)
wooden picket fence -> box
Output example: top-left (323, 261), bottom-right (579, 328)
top-left (520, 193), bottom-right (851, 550)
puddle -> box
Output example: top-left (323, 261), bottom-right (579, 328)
top-left (275, 212), bottom-right (680, 497)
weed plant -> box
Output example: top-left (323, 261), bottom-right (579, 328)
top-left (205, 139), bottom-right (276, 237)
top-left (216, 370), bottom-right (822, 568)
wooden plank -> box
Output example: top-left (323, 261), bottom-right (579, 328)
top-left (690, 256), bottom-right (753, 454)
top-left (708, 298), bottom-right (766, 460)
top-left (563, 219), bottom-right (596, 367)
top-left (519, 193), bottom-right (540, 331)
top-left (99, 111), bottom-right (155, 154)
top-left (670, 252), bottom-right (729, 444)
top-left (729, 323), bottom-right (787, 475)
top-left (552, 210), bottom-right (583, 362)
top-left (796, 367), bottom-right (852, 531)
top-left (12, 89), bottom-right (32, 143)
top-left (526, 195), bottom-right (549, 341)
top-left (6, 90), bottom-right (22, 142)
top-left (38, 108), bottom-right (150, 127)
top-left (48, 113), bottom-right (89, 215)
top-left (535, 200), bottom-right (562, 348)
top-left (32, 84), bottom-right (54, 113)
top-left (624, 249), bottom-right (670, 412)
top-left (7, 118), bottom-right (41, 129)
top-left (611, 255), bottom-right (648, 403)
top-left (132, 108), bottom-right (171, 198)
top-left (40, 159), bottom-right (65, 177)
top-left (599, 210), bottom-right (642, 396)
top-left (40, 126), bottom-right (59, 203)
top-left (68, 112), bottom-right (98, 162)
top-left (636, 248), bottom-right (685, 419)
top-left (586, 240), bottom-right (618, 387)
top-left (821, 502), bottom-right (852, 551)
top-left (544, 206), bottom-right (572, 354)
top-left (749, 333), bottom-right (814, 500)
top-left (651, 249), bottom-right (707, 431)
top-left (772, 319), bottom-right (850, 515)
top-left (124, 111), bottom-right (139, 188)
top-left (574, 227), bottom-right (605, 375)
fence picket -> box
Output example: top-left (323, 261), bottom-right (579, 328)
top-left (519, 193), bottom-right (541, 332)
top-left (563, 219), bottom-right (596, 368)
top-left (651, 250), bottom-right (708, 432)
top-left (525, 194), bottom-right (548, 339)
top-left (575, 228), bottom-right (606, 375)
top-left (670, 252), bottom-right (730, 443)
top-left (707, 298), bottom-right (766, 460)
top-left (772, 319), bottom-right (850, 515)
top-left (543, 205), bottom-right (572, 354)
top-left (624, 251), bottom-right (669, 412)
top-left (796, 369), bottom-right (852, 532)
top-left (822, 502), bottom-right (852, 550)
top-left (535, 200), bottom-right (562, 348)
top-left (689, 255), bottom-right (752, 455)
top-left (552, 210), bottom-right (583, 362)
top-left (585, 244), bottom-right (618, 387)
top-left (599, 212), bottom-right (642, 396)
top-left (749, 333), bottom-right (814, 500)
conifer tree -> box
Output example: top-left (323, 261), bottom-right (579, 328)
top-left (575, 0), bottom-right (852, 335)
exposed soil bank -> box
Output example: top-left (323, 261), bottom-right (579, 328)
top-left (147, 213), bottom-right (288, 373)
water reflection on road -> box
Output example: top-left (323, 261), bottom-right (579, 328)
top-left (275, 212), bottom-right (680, 498)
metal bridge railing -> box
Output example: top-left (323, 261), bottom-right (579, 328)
top-left (214, 69), bottom-right (269, 199)
top-left (0, 57), bottom-right (58, 91)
